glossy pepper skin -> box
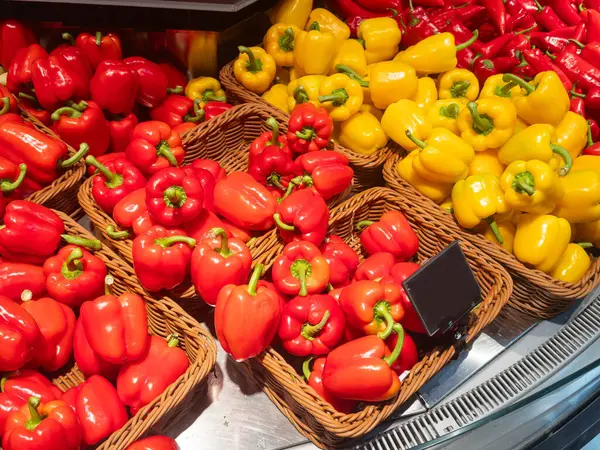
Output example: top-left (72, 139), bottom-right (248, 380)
top-left (108, 113), bottom-right (139, 153)
top-left (0, 297), bottom-right (40, 371)
top-left (6, 44), bottom-right (47, 95)
top-left (381, 99), bottom-right (432, 151)
top-left (367, 61), bottom-right (419, 110)
top-left (133, 226), bottom-right (196, 292)
top-left (356, 210), bottom-right (419, 261)
top-left (0, 261), bottom-right (46, 302)
top-left (215, 264), bottom-right (282, 361)
top-left (353, 252), bottom-right (396, 282)
top-left (74, 31), bottom-right (122, 69)
top-left (358, 18), bottom-right (402, 64)
top-left (439, 69), bottom-right (480, 102)
top-left (550, 243), bottom-right (592, 283)
top-left (234, 46), bottom-right (276, 94)
top-left (184, 77), bottom-right (226, 107)
top-left (318, 73), bottom-right (364, 122)
top-left (0, 21), bottom-right (36, 69)
top-left (513, 214), bottom-right (571, 273)
top-left (150, 95), bottom-right (204, 128)
top-left (73, 318), bottom-right (120, 380)
top-left (287, 103), bottom-right (333, 154)
top-left (248, 133), bottom-right (300, 193)
top-left (320, 235), bottom-right (359, 288)
top-left (90, 60), bottom-right (138, 115)
top-left (124, 57), bottom-right (169, 108)
top-left (272, 241), bottom-right (330, 297)
top-left (396, 151), bottom-right (453, 204)
top-left (379, 262), bottom-right (425, 334)
top-left (126, 121), bottom-right (185, 177)
top-left (500, 160), bottom-right (559, 215)
top-left (264, 24), bottom-right (301, 67)
top-left (384, 330), bottom-right (419, 375)
top-left (331, 40), bottom-right (367, 78)
top-left (339, 110), bottom-right (388, 155)
top-left (249, 118), bottom-right (289, 164)
top-left (43, 244), bottom-right (107, 308)
top-left (552, 112), bottom-right (588, 162)
top-left (112, 187), bottom-right (147, 232)
top-left (274, 188), bottom-right (329, 246)
top-left (294, 23), bottom-right (337, 76)
top-left (287, 75), bottom-right (326, 111)
top-left (117, 335), bottom-right (189, 414)
top-left (426, 99), bottom-right (467, 135)
top-left (182, 162), bottom-right (218, 212)
top-left (456, 98), bottom-right (517, 152)
top-left (554, 170), bottom-right (600, 224)
top-left (126, 436), bottom-right (179, 450)
top-left (308, 8), bottom-right (350, 41)
top-left (80, 292), bottom-right (150, 364)
top-left (479, 74), bottom-right (522, 100)
top-left (302, 357), bottom-right (356, 413)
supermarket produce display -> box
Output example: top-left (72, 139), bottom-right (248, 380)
top-left (0, 0), bottom-right (600, 447)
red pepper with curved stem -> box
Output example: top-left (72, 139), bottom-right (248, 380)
top-left (249, 118), bottom-right (289, 164)
top-left (191, 227), bottom-right (252, 306)
top-left (0, 87), bottom-right (18, 115)
top-left (248, 145), bottom-right (300, 193)
top-left (272, 241), bottom-right (330, 297)
top-left (534, 1), bottom-right (567, 30)
top-left (90, 60), bottom-right (138, 115)
top-left (320, 236), bottom-right (359, 288)
top-left (108, 113), bottom-right (138, 154)
top-left (127, 435), bottom-right (180, 450)
top-left (357, 211), bottom-right (419, 261)
top-left (0, 21), bottom-right (36, 69)
top-left (0, 160), bottom-right (29, 203)
top-left (0, 297), bottom-right (40, 371)
top-left (74, 31), bottom-right (122, 69)
top-left (215, 264), bottom-right (282, 361)
top-left (126, 121), bottom-right (185, 177)
top-left (302, 358), bottom-right (356, 413)
top-left (203, 101), bottom-right (234, 120)
top-left (522, 48), bottom-right (573, 91)
top-left (323, 324), bottom-right (406, 401)
top-left (159, 62), bottom-right (187, 91)
top-left (379, 262), bottom-right (425, 334)
top-left (182, 164), bottom-right (217, 212)
top-left (51, 101), bottom-right (109, 158)
top-left (73, 318), bottom-right (120, 380)
top-left (0, 261), bottom-right (46, 302)
top-left (151, 96), bottom-right (204, 128)
top-left (279, 294), bottom-right (345, 357)
top-left (287, 103), bottom-right (333, 154)
top-left (133, 226), bottom-right (195, 292)
top-left (385, 330), bottom-right (419, 374)
top-left (43, 245), bottom-right (108, 308)
top-left (2, 397), bottom-right (81, 450)
top-left (6, 44), bottom-right (47, 95)
top-left (87, 152), bottom-right (127, 176)
top-left (274, 189), bottom-right (329, 246)
top-left (293, 151), bottom-right (354, 200)
top-left (353, 252), bottom-right (396, 282)
top-left (124, 57), bottom-right (169, 108)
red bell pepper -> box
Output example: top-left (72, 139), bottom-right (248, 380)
top-left (287, 103), bottom-right (333, 154)
top-left (278, 294), bottom-right (345, 356)
top-left (124, 57), bottom-right (169, 108)
top-left (159, 62), bottom-right (187, 91)
top-left (73, 318), bottom-right (120, 380)
top-left (6, 44), bottom-right (47, 95)
top-left (356, 211), bottom-right (419, 261)
top-left (117, 335), bottom-right (189, 413)
top-left (0, 159), bottom-right (28, 204)
top-left (126, 121), bottom-right (185, 177)
top-left (21, 297), bottom-right (75, 372)
top-left (192, 159), bottom-right (226, 182)
top-left (0, 87), bottom-right (18, 115)
top-left (133, 225), bottom-right (196, 292)
top-left (248, 142), bottom-right (301, 192)
top-left (249, 118), bottom-right (289, 166)
top-left (385, 329), bottom-right (419, 374)
top-left (353, 252), bottom-right (396, 282)
top-left (272, 241), bottom-right (330, 297)
top-left (380, 262), bottom-right (425, 334)
top-left (203, 101), bottom-right (234, 120)
top-left (320, 236), bottom-right (359, 288)
top-left (80, 292), bottom-right (150, 364)
top-left (2, 397), bottom-right (81, 450)
top-left (127, 436), bottom-right (179, 450)
top-left (322, 324), bottom-right (406, 401)
top-left (133, 212), bottom-right (156, 236)
top-left (108, 113), bottom-right (139, 153)
top-left (90, 60), bottom-right (139, 115)
top-left (191, 228), bottom-right (252, 307)
top-left (43, 244), bottom-right (108, 307)
top-left (0, 396), bottom-right (19, 439)
top-left (0, 261), bottom-right (46, 302)
top-left (182, 161), bottom-right (217, 212)
top-left (150, 95), bottom-right (204, 128)
top-left (111, 187), bottom-right (147, 234)
top-left (17, 97), bottom-right (51, 127)
top-left (75, 31), bottom-right (123, 69)
top-left (215, 264), bottom-right (282, 361)
top-left (173, 122), bottom-right (197, 137)
top-left (51, 101), bottom-right (110, 158)
top-left (294, 150), bottom-right (354, 200)
top-left (183, 210), bottom-right (230, 242)
top-left (302, 357), bottom-right (356, 413)
top-left (274, 189), bottom-right (329, 246)
top-left (0, 21), bottom-right (36, 69)
top-left (71, 375), bottom-right (129, 446)
top-left (221, 218), bottom-right (253, 243)
top-left (214, 172), bottom-right (277, 231)
top-left (0, 297), bottom-right (40, 371)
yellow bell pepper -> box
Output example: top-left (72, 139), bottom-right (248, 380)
top-left (440, 196), bottom-right (453, 213)
top-left (498, 124), bottom-right (573, 176)
top-left (500, 160), bottom-right (559, 215)
top-left (572, 155), bottom-right (600, 173)
top-left (234, 46), bottom-right (276, 94)
top-left (502, 72), bottom-right (570, 126)
top-left (381, 99), bottom-right (432, 151)
top-left (274, 67), bottom-right (291, 85)
top-left (550, 243), bottom-right (592, 283)
top-left (413, 77), bottom-right (438, 112)
top-left (307, 8), bottom-right (350, 42)
top-left (264, 24), bottom-right (302, 68)
top-left (185, 77), bottom-right (226, 106)
top-left (456, 98), bottom-right (517, 152)
top-left (294, 23), bottom-right (336, 75)
top-left (357, 18), bottom-right (402, 64)
top-left (287, 75), bottom-right (326, 111)
top-left (575, 220), bottom-right (600, 247)
top-left (513, 214), bottom-right (571, 273)
top-left (338, 111), bottom-right (388, 155)
top-left (409, 128), bottom-right (475, 184)
top-left (426, 98), bottom-right (467, 135)
top-left (438, 69), bottom-right (480, 101)
top-left (468, 148), bottom-right (505, 178)
top-left (394, 31), bottom-right (479, 75)
top-left (318, 74), bottom-right (363, 122)
top-left (515, 116), bottom-right (529, 134)
top-left (262, 84), bottom-right (289, 113)
top-left (482, 220), bottom-right (516, 253)
top-left (359, 103), bottom-right (383, 121)
top-left (289, 66), bottom-right (306, 82)
top-left (367, 61), bottom-right (418, 110)
top-left (397, 152), bottom-right (453, 204)
top-left (551, 111), bottom-right (588, 161)
top-left (269, 0), bottom-right (312, 28)
top-left (479, 74), bottom-right (523, 100)
top-left (553, 169), bottom-right (600, 223)
top-left (331, 40), bottom-right (367, 77)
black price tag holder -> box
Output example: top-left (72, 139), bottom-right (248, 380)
top-left (402, 241), bottom-right (483, 358)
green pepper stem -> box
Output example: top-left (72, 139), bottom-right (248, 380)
top-left (65, 247), bottom-right (83, 268)
top-left (279, 181), bottom-right (297, 202)
top-left (308, 21), bottom-right (320, 31)
top-left (578, 242), bottom-right (594, 249)
top-left (295, 261), bottom-right (308, 297)
top-left (550, 143), bottom-right (573, 176)
top-left (295, 128), bottom-right (314, 140)
top-left (156, 141), bottom-right (179, 167)
top-left (293, 86), bottom-right (309, 104)
top-left (95, 31), bottom-right (102, 45)
top-left (167, 334), bottom-right (180, 347)
top-left (485, 217), bottom-right (504, 244)
top-left (1, 377), bottom-right (6, 392)
top-left (405, 130), bottom-right (427, 149)
top-left (318, 88), bottom-right (349, 106)
top-left (569, 39), bottom-right (585, 49)
top-left (51, 105), bottom-right (84, 121)
top-left (167, 86), bottom-right (184, 95)
top-left (85, 155), bottom-right (119, 184)
top-left (202, 90), bottom-right (226, 103)
top-left (451, 81), bottom-right (471, 98)
top-left (335, 64), bottom-right (369, 87)
top-left (266, 117), bottom-right (280, 146)
top-left (588, 121), bottom-right (594, 147)
top-left (25, 397), bottom-right (43, 431)
top-left (302, 357), bottom-right (313, 381)
top-left (279, 27), bottom-right (295, 52)
top-left (105, 275), bottom-right (114, 295)
top-left (66, 100), bottom-right (88, 111)
top-left (238, 46), bottom-right (262, 73)
top-left (439, 103), bottom-right (460, 119)
top-left (301, 311), bottom-right (331, 341)
top-left (62, 247), bottom-right (84, 279)
top-left (0, 97), bottom-right (10, 116)
top-left (62, 32), bottom-right (75, 46)
top-left (273, 213), bottom-right (295, 231)
top-left (18, 92), bottom-right (38, 104)
top-left (467, 101), bottom-right (494, 135)
top-left (0, 164), bottom-right (26, 193)
top-left (502, 73), bottom-right (535, 94)
top-left (154, 235), bottom-right (196, 249)
top-left (356, 220), bottom-right (374, 231)
top-left (456, 29), bottom-right (479, 51)
top-left (211, 227), bottom-right (232, 257)
top-left (21, 290), bottom-right (32, 302)
top-left (514, 178), bottom-right (535, 196)
top-left (62, 234), bottom-right (102, 250)
top-left (247, 264), bottom-right (264, 296)
top-left (106, 226), bottom-right (131, 240)
top-left (383, 324), bottom-right (405, 366)
top-left (185, 98), bottom-right (205, 123)
top-left (515, 24), bottom-right (538, 35)
top-left (60, 143), bottom-right (89, 169)
top-left (374, 301), bottom-right (396, 340)
top-left (497, 81), bottom-right (517, 97)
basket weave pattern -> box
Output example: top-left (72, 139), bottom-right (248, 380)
top-left (242, 187), bottom-right (512, 448)
top-left (383, 154), bottom-right (600, 318)
top-left (52, 211), bottom-right (217, 449)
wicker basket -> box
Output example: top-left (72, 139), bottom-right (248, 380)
top-left (219, 62), bottom-right (393, 191)
top-left (19, 110), bottom-right (86, 219)
top-left (383, 153), bottom-right (600, 318)
top-left (243, 187), bottom-right (512, 448)
top-left (52, 211), bottom-right (217, 449)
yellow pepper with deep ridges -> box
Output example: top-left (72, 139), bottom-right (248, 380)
top-left (287, 75), bottom-right (326, 111)
top-left (338, 111), bottom-right (388, 155)
top-left (502, 72), bottom-right (570, 127)
top-left (365, 61), bottom-right (418, 110)
top-left (500, 160), bottom-right (559, 215)
top-left (394, 31), bottom-right (479, 75)
top-left (572, 155), bottom-right (600, 173)
top-left (331, 40), bottom-right (367, 77)
top-left (452, 173), bottom-right (509, 244)
top-left (234, 46), bottom-right (276, 94)
top-left (185, 77), bottom-right (226, 106)
top-left (513, 214), bottom-right (571, 273)
top-left (553, 169), bottom-right (600, 223)
top-left (551, 111), bottom-right (588, 161)
top-left (307, 8), bottom-right (350, 42)
top-left (438, 69), bottom-right (480, 101)
top-left (479, 74), bottom-right (523, 100)
top-left (468, 148), bottom-right (505, 178)
top-left (482, 220), bottom-right (516, 253)
top-left (550, 243), bottom-right (592, 283)
top-left (397, 152), bottom-right (453, 204)
top-left (357, 18), bottom-right (402, 65)
top-left (576, 220), bottom-right (600, 247)
top-left (408, 128), bottom-right (475, 184)
top-left (413, 77), bottom-right (438, 112)
top-left (456, 98), bottom-right (517, 152)
top-left (426, 98), bottom-right (467, 135)
top-left (264, 24), bottom-right (301, 68)
top-left (269, 0), bottom-right (312, 28)
top-left (382, 99), bottom-right (432, 151)
top-left (294, 23), bottom-right (336, 75)
top-left (262, 84), bottom-right (289, 113)
top-left (360, 103), bottom-right (383, 121)
top-left (318, 74), bottom-right (363, 122)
